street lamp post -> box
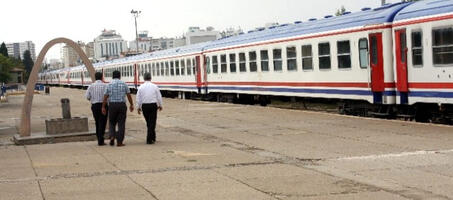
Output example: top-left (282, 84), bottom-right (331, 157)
top-left (131, 9), bottom-right (141, 53)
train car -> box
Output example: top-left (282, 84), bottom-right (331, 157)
top-left (202, 2), bottom-right (410, 107)
top-left (392, 0), bottom-right (453, 121)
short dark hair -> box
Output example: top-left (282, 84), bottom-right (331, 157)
top-left (112, 70), bottom-right (121, 79)
top-left (144, 72), bottom-right (151, 81)
top-left (95, 72), bottom-right (103, 80)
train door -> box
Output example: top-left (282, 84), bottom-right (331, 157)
top-left (395, 29), bottom-right (409, 104)
top-left (134, 64), bottom-right (139, 89)
top-left (369, 33), bottom-right (385, 103)
top-left (195, 56), bottom-right (202, 93)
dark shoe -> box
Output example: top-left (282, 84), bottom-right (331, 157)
top-left (98, 143), bottom-right (106, 146)
top-left (109, 138), bottom-right (115, 146)
top-left (117, 143), bottom-right (125, 147)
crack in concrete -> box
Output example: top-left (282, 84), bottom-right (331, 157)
top-left (24, 146), bottom-right (46, 200)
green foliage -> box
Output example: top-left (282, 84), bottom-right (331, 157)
top-left (0, 54), bottom-right (13, 83)
top-left (335, 6), bottom-right (346, 16)
top-left (0, 42), bottom-right (8, 58)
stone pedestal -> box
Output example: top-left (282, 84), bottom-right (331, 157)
top-left (45, 117), bottom-right (88, 135)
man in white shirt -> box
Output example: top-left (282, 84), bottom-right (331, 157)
top-left (137, 72), bottom-right (163, 144)
top-left (86, 72), bottom-right (108, 146)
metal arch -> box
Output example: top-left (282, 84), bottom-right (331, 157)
top-left (19, 37), bottom-right (95, 137)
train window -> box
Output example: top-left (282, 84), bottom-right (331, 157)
top-left (161, 62), bottom-right (165, 75)
top-left (411, 31), bottom-right (423, 67)
top-left (181, 60), bottom-right (185, 75)
top-left (156, 63), bottom-right (160, 76)
top-left (212, 56), bottom-right (218, 73)
top-left (249, 51), bottom-right (257, 72)
top-left (337, 41), bottom-right (351, 69)
top-left (359, 38), bottom-right (368, 68)
top-left (302, 45), bottom-right (313, 70)
top-left (239, 53), bottom-right (247, 72)
top-left (220, 55), bottom-right (227, 73)
top-left (204, 57), bottom-right (210, 74)
top-left (370, 37), bottom-right (378, 65)
top-left (193, 58), bottom-right (197, 75)
top-left (261, 50), bottom-right (269, 71)
top-left (170, 61), bottom-right (175, 76)
top-left (286, 47), bottom-right (297, 71)
top-left (399, 32), bottom-right (407, 63)
top-left (318, 43), bottom-right (331, 70)
top-left (165, 62), bottom-right (170, 76)
top-left (175, 60), bottom-right (180, 76)
top-left (229, 54), bottom-right (237, 73)
top-left (187, 59), bottom-right (192, 75)
top-left (273, 49), bottom-right (282, 71)
top-left (433, 27), bottom-right (453, 65)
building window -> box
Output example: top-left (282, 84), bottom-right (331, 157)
top-left (220, 55), bottom-right (227, 73)
top-left (175, 60), bottom-right (180, 75)
top-left (187, 59), bottom-right (192, 75)
top-left (273, 49), bottom-right (282, 71)
top-left (318, 42), bottom-right (331, 70)
top-left (239, 53), bottom-right (246, 72)
top-left (286, 47), bottom-right (297, 71)
top-left (212, 56), bottom-right (218, 73)
top-left (100, 44), bottom-right (104, 56)
top-left (337, 41), bottom-right (351, 69)
top-left (181, 60), bottom-right (185, 75)
top-left (261, 50), bottom-right (269, 72)
top-left (359, 38), bottom-right (368, 68)
top-left (249, 51), bottom-right (257, 72)
top-left (412, 31), bottom-right (423, 66)
top-left (302, 45), bottom-right (313, 70)
top-left (170, 61), bottom-right (175, 76)
top-left (229, 53), bottom-right (237, 73)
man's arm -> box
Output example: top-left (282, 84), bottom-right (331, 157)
top-left (127, 93), bottom-right (134, 112)
top-left (85, 86), bottom-right (91, 100)
top-left (101, 95), bottom-right (109, 115)
top-left (156, 87), bottom-right (163, 111)
top-left (136, 87), bottom-right (142, 114)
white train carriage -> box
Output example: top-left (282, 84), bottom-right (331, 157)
top-left (392, 0), bottom-right (453, 106)
top-left (202, 3), bottom-right (410, 105)
top-left (134, 42), bottom-right (206, 94)
top-left (101, 58), bottom-right (136, 88)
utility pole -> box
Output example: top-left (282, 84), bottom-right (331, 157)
top-left (131, 9), bottom-right (141, 53)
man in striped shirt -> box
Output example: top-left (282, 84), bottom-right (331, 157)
top-left (102, 70), bottom-right (134, 147)
top-left (86, 72), bottom-right (108, 146)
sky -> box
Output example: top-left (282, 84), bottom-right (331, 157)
top-left (1, 0), bottom-right (402, 60)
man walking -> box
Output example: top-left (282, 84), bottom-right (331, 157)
top-left (102, 70), bottom-right (134, 147)
top-left (86, 72), bottom-right (108, 146)
top-left (137, 72), bottom-right (163, 144)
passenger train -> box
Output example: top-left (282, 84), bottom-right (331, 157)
top-left (39, 0), bottom-right (453, 123)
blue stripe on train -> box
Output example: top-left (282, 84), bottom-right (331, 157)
top-left (158, 85), bottom-right (400, 97)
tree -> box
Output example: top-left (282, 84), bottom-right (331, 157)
top-left (335, 6), bottom-right (346, 16)
top-left (0, 54), bottom-right (13, 83)
top-left (22, 50), bottom-right (34, 83)
top-left (0, 42), bottom-right (8, 58)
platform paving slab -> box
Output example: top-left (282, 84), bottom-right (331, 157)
top-left (129, 169), bottom-right (275, 200)
top-left (40, 175), bottom-right (156, 200)
top-left (0, 181), bottom-right (42, 200)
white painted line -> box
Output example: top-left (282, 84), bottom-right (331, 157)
top-left (333, 149), bottom-right (453, 161)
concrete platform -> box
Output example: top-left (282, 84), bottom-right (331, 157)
top-left (13, 131), bottom-right (96, 145)
top-left (1, 87), bottom-right (453, 199)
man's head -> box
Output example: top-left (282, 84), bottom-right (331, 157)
top-left (144, 72), bottom-right (151, 81)
top-left (95, 72), bottom-right (103, 81)
top-left (112, 70), bottom-right (121, 79)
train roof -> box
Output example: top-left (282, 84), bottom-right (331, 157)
top-left (394, 0), bottom-right (453, 21)
top-left (203, 2), bottom-right (410, 51)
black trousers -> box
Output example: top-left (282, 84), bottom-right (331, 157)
top-left (91, 103), bottom-right (108, 145)
top-left (108, 102), bottom-right (127, 144)
top-left (142, 103), bottom-right (158, 143)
